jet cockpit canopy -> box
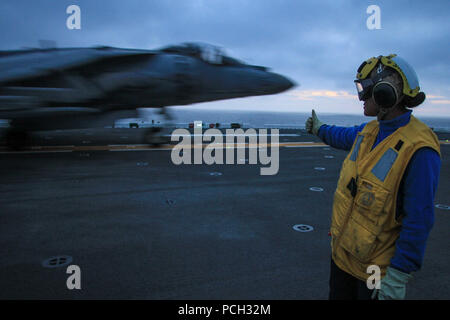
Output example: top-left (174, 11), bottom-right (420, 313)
top-left (160, 42), bottom-right (244, 66)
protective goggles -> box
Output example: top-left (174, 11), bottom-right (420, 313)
top-left (354, 78), bottom-right (375, 101)
top-left (354, 69), bottom-right (391, 101)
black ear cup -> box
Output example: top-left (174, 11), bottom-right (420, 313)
top-left (373, 82), bottom-right (397, 108)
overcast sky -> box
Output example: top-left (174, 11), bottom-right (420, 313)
top-left (1, 0), bottom-right (449, 117)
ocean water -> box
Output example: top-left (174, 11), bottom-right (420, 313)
top-left (144, 108), bottom-right (450, 132)
top-left (2, 108), bottom-right (449, 132)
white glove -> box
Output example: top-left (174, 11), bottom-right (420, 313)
top-left (305, 109), bottom-right (325, 136)
top-left (372, 267), bottom-right (413, 300)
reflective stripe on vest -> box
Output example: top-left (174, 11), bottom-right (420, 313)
top-left (350, 135), bottom-right (364, 161)
top-left (371, 148), bottom-right (398, 182)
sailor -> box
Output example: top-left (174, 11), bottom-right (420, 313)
top-left (306, 54), bottom-right (441, 300)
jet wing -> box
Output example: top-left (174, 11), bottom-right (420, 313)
top-left (0, 47), bottom-right (157, 85)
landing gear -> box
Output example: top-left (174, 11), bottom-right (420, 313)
top-left (143, 127), bottom-right (170, 146)
top-left (159, 106), bottom-right (173, 121)
top-left (4, 128), bottom-right (31, 150)
top-left (142, 107), bottom-right (172, 147)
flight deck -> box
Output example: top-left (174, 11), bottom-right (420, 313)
top-left (0, 128), bottom-right (449, 299)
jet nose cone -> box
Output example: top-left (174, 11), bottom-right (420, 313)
top-left (278, 74), bottom-right (296, 91)
top-left (266, 72), bottom-right (296, 93)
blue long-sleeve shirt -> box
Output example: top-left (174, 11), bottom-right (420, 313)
top-left (318, 110), bottom-right (441, 273)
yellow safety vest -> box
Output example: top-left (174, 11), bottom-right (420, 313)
top-left (331, 115), bottom-right (440, 281)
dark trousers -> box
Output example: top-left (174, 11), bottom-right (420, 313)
top-left (329, 258), bottom-right (375, 300)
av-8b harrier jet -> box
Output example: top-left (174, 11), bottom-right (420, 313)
top-left (0, 42), bottom-right (295, 148)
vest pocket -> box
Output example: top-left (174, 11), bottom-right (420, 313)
top-left (339, 178), bottom-right (390, 263)
top-left (340, 213), bottom-right (380, 263)
top-left (354, 178), bottom-right (390, 219)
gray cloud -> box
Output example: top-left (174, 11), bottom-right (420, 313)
top-left (0, 0), bottom-right (449, 115)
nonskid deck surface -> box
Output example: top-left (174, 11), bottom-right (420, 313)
top-left (0, 128), bottom-right (448, 299)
